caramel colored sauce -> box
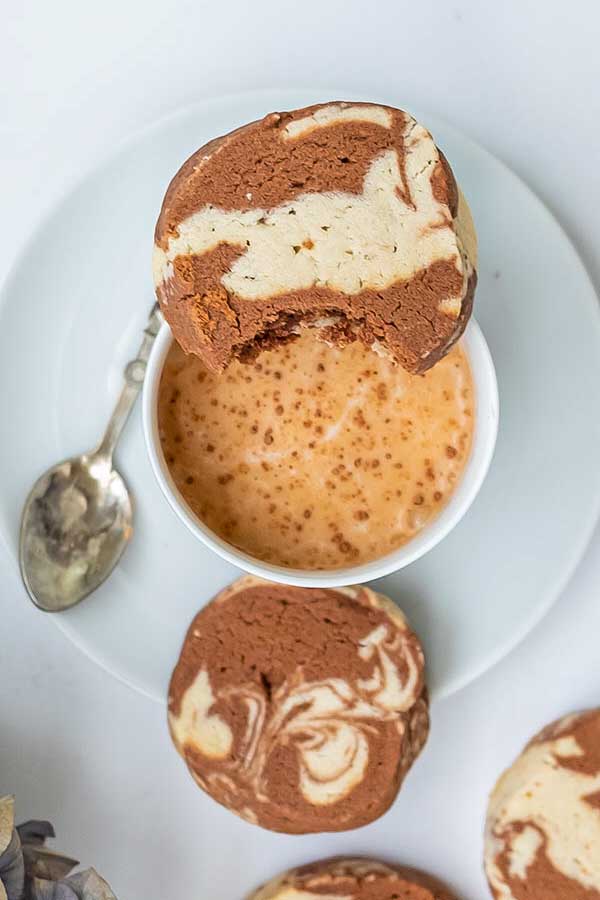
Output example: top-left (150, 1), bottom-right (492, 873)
top-left (158, 332), bottom-right (473, 569)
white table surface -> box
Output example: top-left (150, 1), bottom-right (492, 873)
top-left (2, 2), bottom-right (600, 897)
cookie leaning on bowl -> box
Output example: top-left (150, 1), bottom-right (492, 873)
top-left (247, 857), bottom-right (460, 900)
top-left (485, 708), bottom-right (600, 899)
top-left (168, 576), bottom-right (429, 833)
top-left (153, 100), bottom-right (477, 374)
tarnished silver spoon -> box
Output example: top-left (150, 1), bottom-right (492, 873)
top-left (19, 303), bottom-right (163, 612)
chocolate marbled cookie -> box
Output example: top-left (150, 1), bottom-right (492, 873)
top-left (153, 101), bottom-right (477, 374)
top-left (248, 858), bottom-right (459, 900)
top-left (485, 708), bottom-right (600, 899)
top-left (168, 576), bottom-right (429, 833)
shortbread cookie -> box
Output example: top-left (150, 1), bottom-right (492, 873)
top-left (248, 857), bottom-right (459, 900)
top-left (168, 576), bottom-right (429, 833)
top-left (153, 101), bottom-right (477, 373)
top-left (485, 708), bottom-right (600, 899)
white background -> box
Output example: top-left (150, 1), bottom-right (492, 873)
top-left (2, 1), bottom-right (600, 897)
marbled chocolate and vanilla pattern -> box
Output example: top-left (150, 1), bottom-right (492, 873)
top-left (248, 857), bottom-right (459, 900)
top-left (168, 577), bottom-right (429, 833)
top-left (153, 101), bottom-right (477, 374)
top-left (485, 709), bottom-right (600, 900)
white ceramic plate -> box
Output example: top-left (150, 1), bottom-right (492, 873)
top-left (1, 88), bottom-right (599, 703)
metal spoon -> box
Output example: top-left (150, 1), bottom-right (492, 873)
top-left (19, 303), bottom-right (163, 612)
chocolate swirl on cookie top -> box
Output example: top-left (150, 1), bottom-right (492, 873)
top-left (168, 577), bottom-right (429, 833)
top-left (485, 708), bottom-right (600, 900)
top-left (248, 857), bottom-right (459, 900)
top-left (153, 101), bottom-right (476, 374)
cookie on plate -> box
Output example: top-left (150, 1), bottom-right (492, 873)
top-left (247, 857), bottom-right (459, 900)
top-left (168, 576), bottom-right (428, 833)
top-left (153, 100), bottom-right (477, 374)
top-left (485, 708), bottom-right (600, 899)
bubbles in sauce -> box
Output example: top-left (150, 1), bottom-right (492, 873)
top-left (158, 332), bottom-right (473, 569)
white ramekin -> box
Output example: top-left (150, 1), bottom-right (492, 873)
top-left (142, 319), bottom-right (499, 587)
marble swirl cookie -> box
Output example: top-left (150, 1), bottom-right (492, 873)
top-left (168, 576), bottom-right (429, 833)
top-left (485, 708), bottom-right (600, 899)
top-left (247, 857), bottom-right (459, 900)
top-left (153, 100), bottom-right (477, 374)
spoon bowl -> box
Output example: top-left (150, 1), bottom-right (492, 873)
top-left (20, 454), bottom-right (132, 611)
